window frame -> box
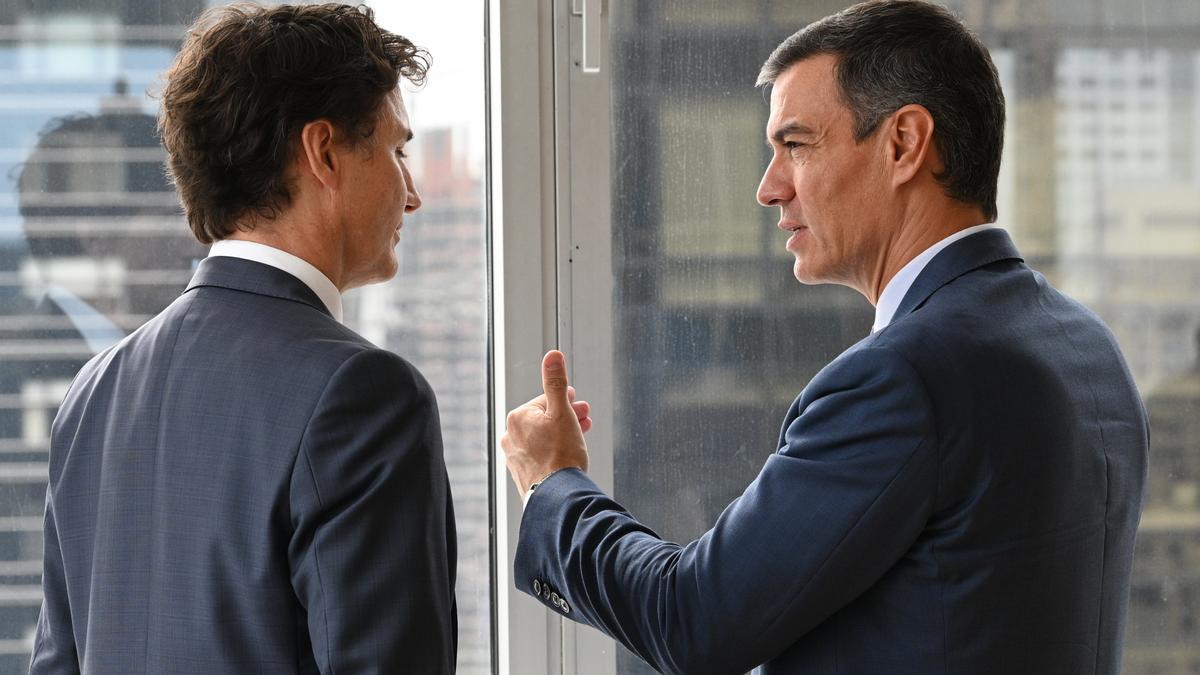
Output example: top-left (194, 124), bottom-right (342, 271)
top-left (488, 0), bottom-right (618, 672)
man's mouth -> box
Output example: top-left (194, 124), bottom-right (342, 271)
top-left (784, 225), bottom-right (808, 249)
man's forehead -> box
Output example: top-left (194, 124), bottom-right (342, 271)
top-left (765, 54), bottom-right (842, 135)
top-left (770, 55), bottom-right (838, 105)
top-left (381, 89), bottom-right (413, 139)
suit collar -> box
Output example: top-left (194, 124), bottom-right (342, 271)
top-left (891, 227), bottom-right (1023, 322)
top-left (207, 240), bottom-right (343, 321)
top-left (185, 256), bottom-right (333, 319)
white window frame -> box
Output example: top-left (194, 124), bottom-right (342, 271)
top-left (488, 0), bottom-right (618, 672)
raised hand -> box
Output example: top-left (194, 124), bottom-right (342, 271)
top-left (501, 350), bottom-right (592, 498)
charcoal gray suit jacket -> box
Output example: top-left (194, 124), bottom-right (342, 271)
top-left (516, 228), bottom-right (1148, 674)
top-left (32, 256), bottom-right (457, 673)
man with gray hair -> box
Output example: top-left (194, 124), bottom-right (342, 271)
top-left (501, 1), bottom-right (1148, 673)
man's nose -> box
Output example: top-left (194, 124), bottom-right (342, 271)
top-left (403, 163), bottom-right (423, 212)
top-left (756, 155), bottom-right (790, 207)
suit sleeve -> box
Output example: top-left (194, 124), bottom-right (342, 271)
top-left (29, 489), bottom-right (80, 674)
top-left (514, 346), bottom-right (939, 675)
top-left (289, 349), bottom-right (457, 674)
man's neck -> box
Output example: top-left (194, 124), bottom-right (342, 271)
top-left (226, 216), bottom-right (345, 291)
top-left (863, 201), bottom-right (988, 305)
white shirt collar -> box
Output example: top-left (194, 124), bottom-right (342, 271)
top-left (207, 239), bottom-right (343, 323)
top-left (872, 224), bottom-right (996, 334)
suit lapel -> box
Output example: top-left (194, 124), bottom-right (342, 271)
top-left (891, 228), bottom-right (1024, 323)
top-left (185, 256), bottom-right (333, 319)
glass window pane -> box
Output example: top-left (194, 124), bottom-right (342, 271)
top-left (0, 1), bottom-right (489, 671)
top-left (608, 2), bottom-right (1200, 673)
top-left (1, 5), bottom-right (205, 670)
top-left (357, 4), bottom-right (491, 672)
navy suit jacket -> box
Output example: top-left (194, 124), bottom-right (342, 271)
top-left (516, 229), bottom-right (1149, 674)
top-left (32, 256), bottom-right (457, 674)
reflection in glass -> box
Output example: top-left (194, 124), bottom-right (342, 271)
top-left (1, 1), bottom-right (490, 672)
top-left (609, 1), bottom-right (1200, 673)
top-left (0, 4), bottom-right (204, 664)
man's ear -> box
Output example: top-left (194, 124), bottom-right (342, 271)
top-left (885, 104), bottom-right (937, 188)
top-left (297, 119), bottom-right (339, 190)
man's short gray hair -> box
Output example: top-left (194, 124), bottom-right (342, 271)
top-left (758, 0), bottom-right (1005, 222)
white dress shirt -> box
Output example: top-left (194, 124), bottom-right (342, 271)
top-left (872, 224), bottom-right (996, 333)
top-left (208, 239), bottom-right (343, 323)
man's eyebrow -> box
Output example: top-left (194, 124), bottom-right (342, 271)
top-left (768, 122), bottom-right (817, 145)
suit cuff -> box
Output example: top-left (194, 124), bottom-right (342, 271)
top-left (515, 467), bottom-right (602, 615)
top-left (521, 467), bottom-right (576, 510)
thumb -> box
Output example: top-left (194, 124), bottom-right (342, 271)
top-left (541, 350), bottom-right (571, 417)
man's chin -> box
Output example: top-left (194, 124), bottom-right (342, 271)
top-left (791, 261), bottom-right (824, 286)
top-left (376, 258), bottom-right (400, 284)
top-left (345, 259), bottom-right (400, 290)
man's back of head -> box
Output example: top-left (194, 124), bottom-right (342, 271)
top-left (159, 3), bottom-right (429, 245)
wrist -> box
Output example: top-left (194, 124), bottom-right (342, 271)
top-left (526, 468), bottom-right (564, 494)
top-left (524, 465), bottom-right (582, 497)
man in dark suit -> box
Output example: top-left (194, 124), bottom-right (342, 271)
top-left (502, 1), bottom-right (1149, 673)
top-left (31, 5), bottom-right (456, 673)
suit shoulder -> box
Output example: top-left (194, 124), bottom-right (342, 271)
top-left (180, 284), bottom-right (387, 360)
top-left (872, 262), bottom-right (1117, 363)
top-left (64, 290), bottom-right (198, 390)
top-left (809, 340), bottom-right (934, 405)
top-left (326, 347), bottom-right (434, 397)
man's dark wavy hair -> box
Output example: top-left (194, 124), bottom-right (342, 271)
top-left (758, 0), bottom-right (1004, 222)
top-left (159, 3), bottom-right (429, 244)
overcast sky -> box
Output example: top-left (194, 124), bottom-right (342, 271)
top-left (369, 1), bottom-right (486, 166)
